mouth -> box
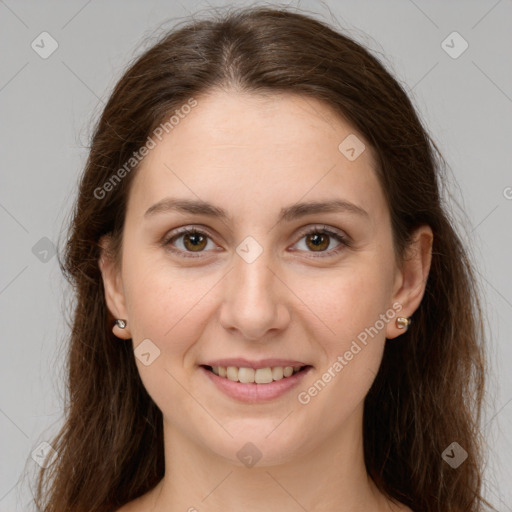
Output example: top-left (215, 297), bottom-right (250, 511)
top-left (200, 364), bottom-right (312, 384)
top-left (199, 363), bottom-right (313, 403)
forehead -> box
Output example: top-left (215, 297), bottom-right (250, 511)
top-left (127, 90), bottom-right (387, 223)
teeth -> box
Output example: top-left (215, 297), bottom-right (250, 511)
top-left (227, 366), bottom-right (238, 381)
top-left (209, 365), bottom-right (305, 383)
top-left (272, 367), bottom-right (284, 380)
top-left (238, 367), bottom-right (254, 383)
top-left (255, 368), bottom-right (273, 384)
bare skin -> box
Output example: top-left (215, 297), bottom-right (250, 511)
top-left (101, 89), bottom-right (431, 512)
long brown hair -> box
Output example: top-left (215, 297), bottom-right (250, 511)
top-left (35, 5), bottom-right (492, 511)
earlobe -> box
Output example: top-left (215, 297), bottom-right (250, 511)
top-left (98, 235), bottom-right (131, 340)
top-left (386, 225), bottom-right (433, 340)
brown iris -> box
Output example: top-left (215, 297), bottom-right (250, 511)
top-left (183, 232), bottom-right (208, 252)
top-left (305, 232), bottom-right (330, 251)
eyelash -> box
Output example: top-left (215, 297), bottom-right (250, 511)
top-left (161, 225), bottom-right (350, 259)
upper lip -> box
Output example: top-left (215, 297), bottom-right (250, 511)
top-left (201, 358), bottom-right (310, 370)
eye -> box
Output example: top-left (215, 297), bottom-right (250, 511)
top-left (162, 225), bottom-right (349, 259)
top-left (163, 226), bottom-right (217, 258)
top-left (292, 225), bottom-right (349, 257)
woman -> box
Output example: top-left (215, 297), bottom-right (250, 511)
top-left (35, 5), bottom-right (492, 512)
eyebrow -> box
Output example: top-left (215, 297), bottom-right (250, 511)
top-left (144, 197), bottom-right (369, 223)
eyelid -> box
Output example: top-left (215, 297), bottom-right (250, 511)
top-left (162, 224), bottom-right (350, 258)
top-left (295, 224), bottom-right (348, 242)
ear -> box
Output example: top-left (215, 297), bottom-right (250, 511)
top-left (98, 235), bottom-right (131, 339)
top-left (386, 224), bottom-right (433, 340)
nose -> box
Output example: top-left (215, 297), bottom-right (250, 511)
top-left (218, 247), bottom-right (291, 341)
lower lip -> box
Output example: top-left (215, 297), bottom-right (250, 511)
top-left (200, 366), bottom-right (312, 403)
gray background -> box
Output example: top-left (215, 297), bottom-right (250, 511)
top-left (1, 0), bottom-right (511, 510)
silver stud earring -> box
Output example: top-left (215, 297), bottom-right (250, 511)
top-left (115, 319), bottom-right (127, 329)
top-left (396, 317), bottom-right (411, 330)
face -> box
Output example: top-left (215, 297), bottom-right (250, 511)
top-left (100, 89), bottom-right (430, 466)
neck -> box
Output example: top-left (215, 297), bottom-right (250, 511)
top-left (150, 403), bottom-right (394, 512)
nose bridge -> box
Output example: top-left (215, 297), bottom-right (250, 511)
top-left (219, 235), bottom-right (288, 339)
top-left (231, 237), bottom-right (276, 308)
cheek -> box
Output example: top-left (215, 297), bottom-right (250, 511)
top-left (292, 253), bottom-right (395, 418)
top-left (121, 257), bottom-right (219, 418)
top-left (123, 258), bottom-right (211, 351)
top-left (293, 254), bottom-right (394, 350)
top-left (121, 245), bottom-right (238, 389)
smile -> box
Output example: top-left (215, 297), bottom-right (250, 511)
top-left (200, 364), bottom-right (313, 402)
top-left (204, 364), bottom-right (308, 383)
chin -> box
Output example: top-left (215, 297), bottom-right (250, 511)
top-left (198, 420), bottom-right (310, 468)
